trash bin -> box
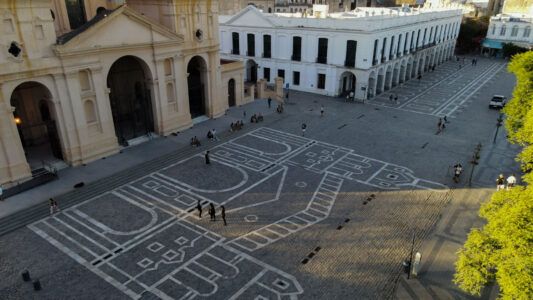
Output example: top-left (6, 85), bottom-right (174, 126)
top-left (403, 260), bottom-right (411, 274)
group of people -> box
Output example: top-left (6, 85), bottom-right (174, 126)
top-left (496, 173), bottom-right (517, 191)
top-left (437, 116), bottom-right (448, 133)
top-left (206, 129), bottom-right (219, 141)
top-left (230, 120), bottom-right (244, 131)
top-left (250, 113), bottom-right (264, 123)
top-left (345, 91), bottom-right (355, 102)
top-left (49, 198), bottom-right (60, 215)
top-left (196, 200), bottom-right (227, 226)
top-left (471, 58), bottom-right (478, 66)
top-left (190, 136), bottom-right (201, 147)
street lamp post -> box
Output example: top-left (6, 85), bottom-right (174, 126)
top-left (493, 113), bottom-right (503, 144)
top-left (468, 143), bottom-right (482, 187)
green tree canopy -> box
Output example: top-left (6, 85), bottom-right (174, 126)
top-left (454, 51), bottom-right (533, 298)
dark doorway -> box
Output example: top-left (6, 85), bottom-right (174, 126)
top-left (187, 56), bottom-right (208, 118)
top-left (64, 0), bottom-right (87, 30)
top-left (246, 60), bottom-right (258, 83)
top-left (107, 56), bottom-right (154, 145)
top-left (10, 82), bottom-right (64, 170)
top-left (228, 79), bottom-right (236, 107)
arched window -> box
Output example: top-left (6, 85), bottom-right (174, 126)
top-left (524, 26), bottom-right (531, 37)
top-left (84, 100), bottom-right (97, 123)
top-left (500, 25), bottom-right (506, 36)
top-left (511, 26), bottom-right (518, 36)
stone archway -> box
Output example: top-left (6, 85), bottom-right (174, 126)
top-left (107, 56), bottom-right (155, 145)
top-left (339, 71), bottom-right (356, 95)
top-left (399, 62), bottom-right (406, 83)
top-left (376, 68), bottom-right (385, 95)
top-left (368, 71), bottom-right (376, 98)
top-left (228, 78), bottom-right (236, 107)
top-left (187, 56), bottom-right (209, 119)
top-left (384, 66), bottom-right (393, 91)
top-left (10, 81), bottom-right (64, 170)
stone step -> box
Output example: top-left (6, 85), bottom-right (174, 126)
top-left (0, 114), bottom-right (284, 237)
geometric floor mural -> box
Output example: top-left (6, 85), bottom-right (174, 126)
top-left (29, 128), bottom-right (446, 299)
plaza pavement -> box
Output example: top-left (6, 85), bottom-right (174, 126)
top-left (0, 56), bottom-right (522, 300)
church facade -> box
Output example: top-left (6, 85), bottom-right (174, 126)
top-left (0, 0), bottom-right (246, 187)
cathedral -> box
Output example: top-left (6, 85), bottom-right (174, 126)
top-left (0, 0), bottom-right (246, 187)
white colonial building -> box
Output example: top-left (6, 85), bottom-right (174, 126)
top-left (482, 14), bottom-right (533, 56)
top-left (219, 5), bottom-right (462, 100)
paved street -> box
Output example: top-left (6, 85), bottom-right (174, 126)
top-left (0, 56), bottom-right (521, 300)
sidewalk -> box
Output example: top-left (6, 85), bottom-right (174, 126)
top-left (394, 127), bottom-right (522, 299)
top-left (0, 98), bottom-right (278, 219)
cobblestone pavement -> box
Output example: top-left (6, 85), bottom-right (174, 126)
top-left (0, 56), bottom-right (520, 299)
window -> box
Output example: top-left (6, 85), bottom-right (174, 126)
top-left (317, 38), bottom-right (328, 64)
top-left (500, 25), bottom-right (506, 36)
top-left (232, 32), bottom-right (240, 55)
top-left (422, 28), bottom-right (427, 45)
top-left (411, 31), bottom-right (416, 50)
top-left (350, 0), bottom-right (356, 10)
top-left (263, 35), bottom-right (271, 58)
top-left (511, 26), bottom-right (518, 37)
top-left (381, 37), bottom-right (387, 62)
top-left (397, 34), bottom-right (402, 56)
top-left (389, 36), bottom-right (394, 59)
top-left (79, 70), bottom-right (91, 91)
top-left (345, 40), bottom-right (357, 67)
top-left (247, 33), bottom-right (255, 56)
top-left (404, 32), bottom-right (409, 53)
top-left (65, 0), bottom-right (87, 30)
top-left (292, 36), bottom-right (302, 61)
top-left (293, 71), bottom-right (300, 85)
top-left (317, 73), bottom-right (326, 89)
top-left (264, 67), bottom-right (270, 81)
top-left (372, 39), bottom-right (378, 65)
top-left (525, 26), bottom-right (531, 37)
top-left (166, 83), bottom-right (175, 103)
top-left (416, 29), bottom-right (421, 49)
top-left (491, 24), bottom-right (496, 35)
top-left (278, 69), bottom-right (285, 80)
top-left (164, 59), bottom-right (173, 76)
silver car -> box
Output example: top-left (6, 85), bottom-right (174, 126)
top-left (489, 95), bottom-right (507, 109)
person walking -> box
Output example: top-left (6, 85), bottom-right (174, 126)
top-left (208, 203), bottom-right (216, 221)
top-left (196, 200), bottom-right (202, 218)
top-left (301, 123), bottom-right (307, 136)
top-left (441, 117), bottom-right (446, 130)
top-left (268, 97), bottom-right (272, 108)
top-left (212, 129), bottom-right (219, 141)
top-left (205, 151), bottom-right (211, 165)
top-left (506, 173), bottom-right (517, 190)
top-left (394, 94), bottom-right (398, 104)
top-left (0, 185), bottom-right (3, 201)
top-left (389, 94), bottom-right (393, 103)
top-left (496, 174), bottom-right (505, 191)
top-left (221, 206), bottom-right (227, 226)
top-left (320, 105), bottom-right (324, 117)
top-left (49, 198), bottom-right (59, 215)
top-left (437, 118), bottom-right (442, 133)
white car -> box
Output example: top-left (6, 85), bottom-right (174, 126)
top-left (489, 95), bottom-right (507, 109)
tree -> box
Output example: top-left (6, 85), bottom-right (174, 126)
top-left (502, 43), bottom-right (529, 59)
top-left (454, 51), bottom-right (533, 299)
top-left (457, 18), bottom-right (488, 53)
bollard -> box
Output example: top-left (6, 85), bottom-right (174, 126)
top-left (22, 270), bottom-right (30, 282)
top-left (33, 279), bottom-right (42, 291)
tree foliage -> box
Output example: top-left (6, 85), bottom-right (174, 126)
top-left (457, 18), bottom-right (488, 53)
top-left (502, 43), bottom-right (529, 59)
top-left (454, 52), bottom-right (533, 298)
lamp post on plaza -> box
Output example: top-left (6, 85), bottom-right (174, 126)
top-left (468, 143), bottom-right (482, 187)
top-left (493, 113), bottom-right (504, 144)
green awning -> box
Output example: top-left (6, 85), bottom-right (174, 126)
top-left (482, 40), bottom-right (503, 49)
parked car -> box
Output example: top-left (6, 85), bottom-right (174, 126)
top-left (489, 95), bottom-right (507, 109)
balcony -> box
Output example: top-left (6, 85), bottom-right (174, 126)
top-left (345, 60), bottom-right (355, 67)
top-left (246, 51), bottom-right (255, 57)
top-left (231, 49), bottom-right (240, 55)
top-left (291, 54), bottom-right (301, 62)
top-left (263, 52), bottom-right (271, 58)
top-left (381, 57), bottom-right (386, 63)
top-left (316, 56), bottom-right (327, 64)
top-left (373, 59), bottom-right (378, 65)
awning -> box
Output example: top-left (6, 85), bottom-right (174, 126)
top-left (481, 40), bottom-right (503, 49)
